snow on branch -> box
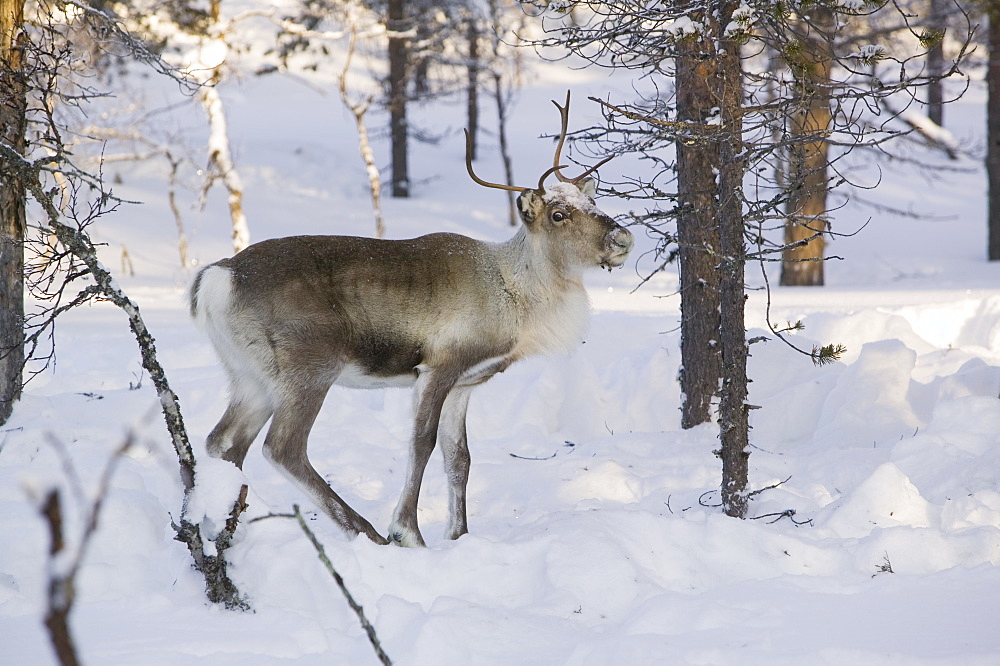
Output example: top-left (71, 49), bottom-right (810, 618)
top-left (887, 103), bottom-right (962, 160)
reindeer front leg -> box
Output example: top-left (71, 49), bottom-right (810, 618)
top-left (438, 386), bottom-right (474, 540)
top-left (388, 367), bottom-right (459, 547)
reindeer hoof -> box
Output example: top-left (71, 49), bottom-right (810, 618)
top-left (387, 524), bottom-right (425, 547)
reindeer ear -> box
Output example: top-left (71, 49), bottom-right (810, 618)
top-left (517, 191), bottom-right (543, 226)
top-left (576, 177), bottom-right (597, 197)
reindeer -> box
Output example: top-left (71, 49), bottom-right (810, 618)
top-left (190, 92), bottom-right (633, 546)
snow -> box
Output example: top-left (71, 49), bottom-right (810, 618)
top-left (2, 31), bottom-right (1000, 666)
top-left (667, 16), bottom-right (703, 39)
top-left (852, 44), bottom-right (887, 63)
top-left (899, 108), bottom-right (963, 156)
top-left (544, 181), bottom-right (603, 216)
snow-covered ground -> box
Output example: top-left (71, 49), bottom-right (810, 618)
top-left (2, 37), bottom-right (999, 665)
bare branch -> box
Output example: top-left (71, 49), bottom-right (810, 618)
top-left (255, 507), bottom-right (393, 666)
top-left (37, 434), bottom-right (132, 666)
top-left (1, 140), bottom-right (249, 609)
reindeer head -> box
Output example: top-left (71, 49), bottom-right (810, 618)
top-left (465, 91), bottom-right (633, 271)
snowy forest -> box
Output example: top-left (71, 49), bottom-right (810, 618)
top-left (2, 0), bottom-right (1000, 663)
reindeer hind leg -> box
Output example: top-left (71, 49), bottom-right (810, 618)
top-left (206, 378), bottom-right (273, 469)
top-left (262, 380), bottom-right (387, 545)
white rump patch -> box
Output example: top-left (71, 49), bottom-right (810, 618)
top-left (192, 266), bottom-right (234, 333)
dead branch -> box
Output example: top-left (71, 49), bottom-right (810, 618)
top-left (37, 435), bottom-right (132, 666)
top-left (746, 475), bottom-right (792, 499)
top-left (1, 142), bottom-right (249, 609)
top-left (40, 490), bottom-right (79, 666)
top-left (748, 509), bottom-right (813, 526)
top-left (292, 506), bottom-right (392, 665)
top-left (254, 508), bottom-right (393, 665)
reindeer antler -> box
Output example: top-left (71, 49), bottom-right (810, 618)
top-left (465, 91), bottom-right (613, 195)
top-left (465, 129), bottom-right (565, 194)
top-left (550, 91), bottom-right (615, 185)
top-left (551, 91), bottom-right (572, 183)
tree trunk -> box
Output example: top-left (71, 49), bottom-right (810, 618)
top-left (0, 0), bottom-right (26, 426)
top-left (492, 72), bottom-right (517, 226)
top-left (780, 8), bottom-right (833, 286)
top-left (675, 36), bottom-right (722, 430)
top-left (199, 77), bottom-right (250, 253)
top-left (988, 8), bottom-right (1000, 261)
top-left (487, 0), bottom-right (518, 225)
top-left (715, 4), bottom-right (750, 519)
top-left (388, 0), bottom-right (409, 198)
top-left (926, 0), bottom-right (946, 126)
top-left (466, 18), bottom-right (479, 161)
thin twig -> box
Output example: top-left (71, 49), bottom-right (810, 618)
top-left (746, 475), bottom-right (793, 499)
top-left (290, 506), bottom-right (393, 666)
top-left (509, 451), bottom-right (557, 461)
top-left (698, 489), bottom-right (722, 508)
top-left (749, 509), bottom-right (813, 526)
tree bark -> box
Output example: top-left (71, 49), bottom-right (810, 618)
top-left (388, 0), bottom-right (409, 198)
top-left (0, 0), bottom-right (26, 425)
top-left (675, 36), bottom-right (722, 430)
top-left (715, 4), bottom-right (750, 519)
top-left (466, 18), bottom-right (479, 161)
top-left (780, 8), bottom-right (833, 286)
top-left (988, 8), bottom-right (1000, 261)
top-left (926, 0), bottom-right (946, 126)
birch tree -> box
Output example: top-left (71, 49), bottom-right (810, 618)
top-left (274, 0), bottom-right (390, 237)
top-left (95, 0), bottom-right (253, 253)
top-left (173, 0), bottom-right (251, 253)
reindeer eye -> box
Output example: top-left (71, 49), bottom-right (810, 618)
top-left (551, 211), bottom-right (567, 223)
